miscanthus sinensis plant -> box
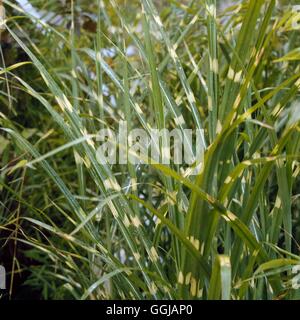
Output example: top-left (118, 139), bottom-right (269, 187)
top-left (0, 0), bottom-right (300, 299)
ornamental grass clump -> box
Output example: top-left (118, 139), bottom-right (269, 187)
top-left (0, 0), bottom-right (300, 300)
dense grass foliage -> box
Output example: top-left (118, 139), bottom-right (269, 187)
top-left (0, 0), bottom-right (300, 299)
